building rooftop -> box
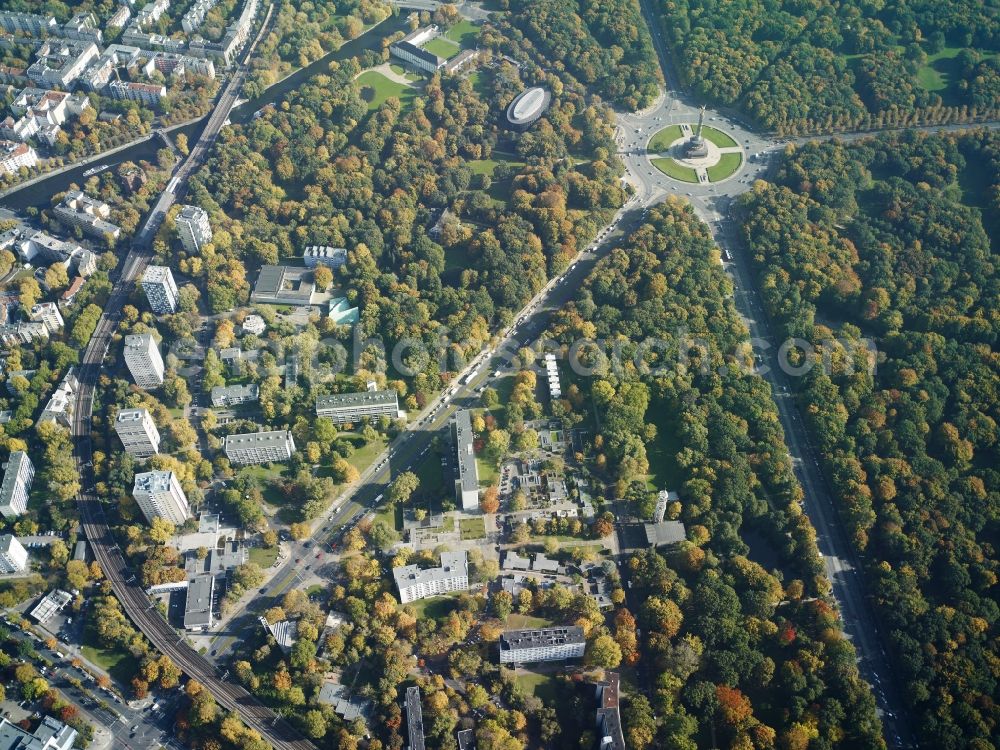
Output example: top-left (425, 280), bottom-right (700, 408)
top-left (251, 265), bottom-right (315, 305)
top-left (644, 520), bottom-right (686, 547)
top-left (0, 451), bottom-right (31, 508)
top-left (211, 383), bottom-right (259, 402)
top-left (455, 409), bottom-right (478, 493)
top-left (142, 265), bottom-right (173, 283)
top-left (500, 626), bottom-right (585, 652)
top-left (316, 390), bottom-right (398, 411)
top-left (29, 589), bottom-right (72, 624)
top-left (393, 551), bottom-right (467, 591)
top-left (0, 715), bottom-right (76, 750)
top-left (502, 550), bottom-right (530, 571)
top-left (116, 408), bottom-right (150, 424)
top-left (405, 686), bottom-right (425, 750)
top-left (183, 574), bottom-right (214, 629)
top-left (224, 430), bottom-right (293, 451)
top-left (133, 470), bottom-right (175, 494)
top-left (506, 86), bottom-right (552, 126)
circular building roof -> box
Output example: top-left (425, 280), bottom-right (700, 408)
top-left (506, 87), bottom-right (552, 128)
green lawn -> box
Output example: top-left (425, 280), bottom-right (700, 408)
top-left (459, 517), bottom-right (485, 540)
top-left (248, 545), bottom-right (278, 568)
top-left (504, 613), bottom-right (552, 629)
top-left (700, 125), bottom-right (739, 148)
top-left (644, 399), bottom-right (683, 492)
top-left (648, 124), bottom-right (683, 152)
top-left (477, 456), bottom-right (498, 487)
top-left (652, 158), bottom-right (699, 182)
top-left (516, 672), bottom-right (558, 702)
top-left (356, 70), bottom-right (417, 112)
top-left (413, 449), bottom-right (445, 501)
top-left (707, 152), bottom-right (743, 182)
top-left (445, 19), bottom-right (481, 47)
top-left (81, 641), bottom-right (133, 686)
top-left (407, 595), bottom-right (459, 620)
top-left (445, 245), bottom-right (472, 272)
top-left (341, 432), bottom-right (387, 474)
top-left (469, 70), bottom-right (491, 98)
top-left (423, 37), bottom-right (460, 60)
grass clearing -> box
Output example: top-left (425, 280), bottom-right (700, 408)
top-left (407, 595), bottom-right (459, 620)
top-left (248, 545), bottom-right (278, 568)
top-left (652, 157), bottom-right (699, 182)
top-left (356, 70), bottom-right (417, 112)
top-left (504, 613), bottom-right (552, 629)
top-left (445, 19), bottom-right (480, 47)
top-left (81, 639), bottom-right (133, 686)
top-left (700, 125), bottom-right (739, 148)
top-left (469, 70), bottom-right (491, 98)
top-left (423, 37), bottom-right (460, 60)
top-left (516, 672), bottom-right (558, 702)
top-left (648, 124), bottom-right (683, 152)
top-left (341, 432), bottom-right (387, 474)
top-left (459, 517), bottom-right (485, 540)
top-left (707, 152), bottom-right (743, 182)
top-left (644, 399), bottom-right (683, 491)
top-left (477, 456), bottom-right (498, 487)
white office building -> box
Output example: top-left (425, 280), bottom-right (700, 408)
top-left (211, 383), bottom-right (259, 407)
top-left (315, 390), bottom-right (399, 423)
top-left (175, 205), bottom-right (212, 253)
top-left (454, 409), bottom-right (479, 510)
top-left (0, 534), bottom-right (27, 573)
top-left (115, 408), bottom-right (160, 457)
top-left (123, 332), bottom-right (164, 388)
top-left (30, 302), bottom-right (64, 333)
top-left (0, 451), bottom-right (34, 519)
top-left (132, 470), bottom-right (191, 525)
top-left (141, 265), bottom-right (179, 314)
top-left (303, 246), bottom-right (347, 269)
top-left (498, 626), bottom-right (586, 664)
top-left (393, 551), bottom-right (468, 604)
top-left (224, 430), bottom-right (296, 465)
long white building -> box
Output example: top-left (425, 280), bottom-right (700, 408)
top-left (123, 333), bottom-right (164, 388)
top-left (0, 534), bottom-right (27, 573)
top-left (0, 451), bottom-right (34, 519)
top-left (454, 409), bottom-right (479, 510)
top-left (393, 551), bottom-right (468, 604)
top-left (224, 430), bottom-right (296, 465)
top-left (132, 470), bottom-right (191, 525)
top-left (315, 390), bottom-right (399, 423)
top-left (498, 626), bottom-right (586, 664)
top-left (115, 408), bottom-right (160, 458)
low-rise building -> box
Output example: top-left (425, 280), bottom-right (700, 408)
top-left (183, 574), bottom-right (214, 631)
top-left (595, 673), bottom-right (625, 750)
top-left (250, 265), bottom-right (315, 306)
top-left (643, 520), bottom-right (686, 547)
top-left (53, 191), bottom-right (121, 240)
top-left (211, 383), bottom-right (259, 407)
top-left (390, 26), bottom-right (446, 74)
top-left (241, 314), bottom-right (265, 335)
top-left (115, 407), bottom-right (161, 457)
top-left (29, 589), bottom-right (72, 623)
top-left (454, 409), bottom-right (479, 510)
top-left (393, 551), bottom-right (468, 604)
top-left (315, 389), bottom-right (399, 423)
top-left (0, 451), bottom-right (34, 519)
top-left (224, 430), bottom-right (296, 465)
top-left (303, 245), bottom-right (347, 268)
top-left (0, 534), bottom-right (28, 574)
top-left (327, 297), bottom-right (359, 325)
top-left (0, 716), bottom-right (76, 750)
top-left (498, 626), bottom-right (586, 664)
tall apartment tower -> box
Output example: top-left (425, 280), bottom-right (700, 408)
top-left (141, 265), bottom-right (179, 314)
top-left (175, 205), bottom-right (212, 253)
top-left (0, 534), bottom-right (28, 573)
top-left (114, 408), bottom-right (160, 457)
top-left (123, 333), bottom-right (164, 388)
top-left (0, 451), bottom-right (34, 519)
top-left (132, 470), bottom-right (191, 525)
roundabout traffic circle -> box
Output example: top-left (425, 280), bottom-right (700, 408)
top-left (647, 123), bottom-right (744, 184)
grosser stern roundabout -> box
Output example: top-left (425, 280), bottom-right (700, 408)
top-left (647, 107), bottom-right (744, 184)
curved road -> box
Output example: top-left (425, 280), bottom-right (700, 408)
top-left (70, 7), bottom-right (315, 750)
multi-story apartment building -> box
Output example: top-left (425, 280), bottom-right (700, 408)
top-left (0, 451), bottom-right (34, 519)
top-left (123, 332), bottom-right (165, 388)
top-left (115, 408), bottom-right (161, 457)
top-left (0, 140), bottom-right (37, 176)
top-left (498, 626), bottom-right (586, 664)
top-left (595, 673), bottom-right (626, 750)
top-left (174, 205), bottom-right (211, 253)
top-left (405, 687), bottom-right (426, 750)
top-left (141, 265), bottom-right (179, 314)
top-left (53, 191), bottom-right (121, 240)
top-left (454, 409), bottom-right (479, 510)
top-left (182, 0), bottom-right (219, 32)
top-left (142, 52), bottom-right (216, 80)
top-left (30, 302), bottom-right (64, 333)
top-left (27, 40), bottom-right (100, 89)
top-left (0, 11), bottom-right (57, 36)
top-left (0, 534), bottom-right (28, 573)
top-left (37, 368), bottom-right (78, 429)
top-left (109, 80), bottom-right (167, 106)
top-left (0, 716), bottom-right (76, 750)
top-left (315, 390), bottom-right (399, 424)
top-left (393, 551), bottom-right (468, 604)
top-left (303, 246), bottom-right (348, 269)
top-left (211, 384), bottom-right (259, 407)
top-left (61, 12), bottom-right (102, 43)
top-left (223, 430), bottom-right (296, 465)
top-left (108, 5), bottom-right (132, 29)
top-left (132, 470), bottom-right (191, 525)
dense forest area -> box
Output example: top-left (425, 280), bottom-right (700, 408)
top-left (654, 0), bottom-right (1000, 134)
top-left (498, 0), bottom-right (662, 110)
top-left (543, 201), bottom-right (883, 749)
top-left (736, 131), bottom-right (999, 748)
top-left (183, 42), bottom-right (624, 404)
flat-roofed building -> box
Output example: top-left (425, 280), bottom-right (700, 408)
top-left (454, 409), bottom-right (479, 510)
top-left (124, 332), bottom-right (164, 388)
top-left (241, 314), bottom-right (265, 335)
top-left (250, 265), bottom-right (315, 306)
top-left (505, 87), bottom-right (552, 131)
top-left (211, 383), bottom-right (259, 407)
top-left (115, 407), bottom-right (160, 457)
top-left (0, 715), bottom-right (76, 750)
top-left (499, 626), bottom-right (585, 664)
top-left (183, 574), bottom-right (214, 631)
top-left (390, 26), bottom-right (445, 74)
top-left (29, 302), bottom-right (63, 333)
top-left (141, 265), bottom-right (178, 314)
top-left (132, 470), bottom-right (191, 525)
top-left (393, 551), bottom-right (468, 604)
top-left (303, 246), bottom-right (347, 268)
top-left (53, 191), bottom-right (120, 240)
top-left (405, 686), bottom-right (426, 750)
top-left (29, 589), bottom-right (72, 622)
top-left (595, 672), bottom-right (625, 750)
top-left (316, 389), bottom-right (399, 423)
top-left (0, 451), bottom-right (33, 519)
top-left (224, 430), bottom-right (296, 465)
top-left (175, 205), bottom-right (211, 253)
top-left (0, 534), bottom-right (27, 573)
